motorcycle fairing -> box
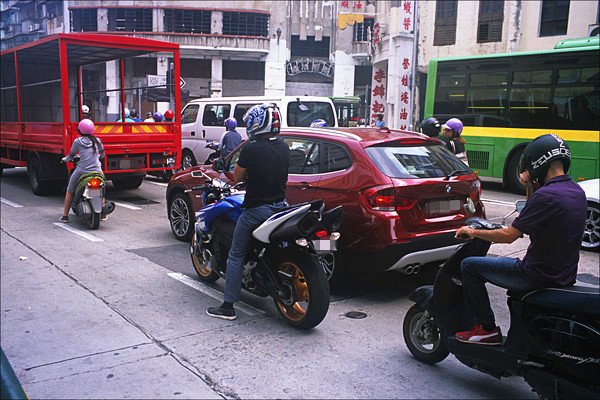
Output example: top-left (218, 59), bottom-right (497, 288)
top-left (196, 193), bottom-right (244, 231)
top-left (73, 172), bottom-right (106, 214)
top-left (253, 204), bottom-right (312, 243)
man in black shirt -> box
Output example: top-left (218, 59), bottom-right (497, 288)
top-left (207, 104), bottom-right (290, 320)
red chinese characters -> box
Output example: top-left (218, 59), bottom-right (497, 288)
top-left (403, 17), bottom-right (412, 30)
top-left (372, 101), bottom-right (385, 114)
top-left (402, 58), bottom-right (410, 70)
top-left (341, 1), bottom-right (350, 9)
top-left (373, 69), bottom-right (385, 83)
top-left (372, 85), bottom-right (385, 98)
top-left (404, 1), bottom-right (412, 14)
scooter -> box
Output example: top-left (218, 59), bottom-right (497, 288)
top-left (403, 199), bottom-right (600, 399)
top-left (204, 140), bottom-right (220, 165)
top-left (65, 157), bottom-right (115, 229)
top-left (187, 170), bottom-right (342, 329)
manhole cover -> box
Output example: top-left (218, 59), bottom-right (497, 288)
top-left (345, 311), bottom-right (367, 319)
top-left (117, 196), bottom-right (160, 205)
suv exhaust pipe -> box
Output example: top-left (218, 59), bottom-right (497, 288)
top-left (400, 264), bottom-right (420, 275)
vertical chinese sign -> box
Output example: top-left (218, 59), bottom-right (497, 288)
top-left (370, 65), bottom-right (387, 126)
top-left (397, 0), bottom-right (414, 130)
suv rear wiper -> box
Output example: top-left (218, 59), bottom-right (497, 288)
top-left (444, 170), bottom-right (462, 180)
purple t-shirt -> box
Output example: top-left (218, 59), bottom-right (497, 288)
top-left (512, 175), bottom-right (586, 288)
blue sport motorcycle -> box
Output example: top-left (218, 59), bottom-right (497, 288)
top-left (187, 171), bottom-right (343, 329)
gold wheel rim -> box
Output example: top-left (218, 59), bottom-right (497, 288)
top-left (276, 262), bottom-right (309, 322)
top-left (191, 235), bottom-right (212, 277)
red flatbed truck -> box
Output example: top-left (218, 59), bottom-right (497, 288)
top-left (0, 33), bottom-right (182, 194)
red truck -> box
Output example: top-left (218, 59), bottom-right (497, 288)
top-left (0, 33), bottom-right (182, 194)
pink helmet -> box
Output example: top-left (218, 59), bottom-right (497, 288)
top-left (78, 119), bottom-right (94, 135)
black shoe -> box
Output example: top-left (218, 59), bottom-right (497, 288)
top-left (206, 305), bottom-right (236, 320)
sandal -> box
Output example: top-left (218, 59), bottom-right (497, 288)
top-left (59, 216), bottom-right (69, 223)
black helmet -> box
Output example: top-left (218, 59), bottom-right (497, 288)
top-left (419, 117), bottom-right (440, 138)
top-left (519, 134), bottom-right (571, 182)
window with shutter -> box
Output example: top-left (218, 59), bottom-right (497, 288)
top-left (434, 0), bottom-right (457, 46)
top-left (477, 0), bottom-right (504, 43)
top-left (540, 0), bottom-right (570, 37)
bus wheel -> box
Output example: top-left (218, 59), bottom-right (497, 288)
top-left (505, 150), bottom-right (525, 195)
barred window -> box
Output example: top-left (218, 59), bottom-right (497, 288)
top-left (70, 9), bottom-right (98, 32)
top-left (434, 0), bottom-right (457, 46)
top-left (107, 8), bottom-right (153, 32)
top-left (540, 0), bottom-right (570, 37)
top-left (164, 9), bottom-right (211, 34)
top-left (477, 0), bottom-right (504, 43)
top-left (353, 17), bottom-right (374, 42)
top-left (222, 11), bottom-right (269, 37)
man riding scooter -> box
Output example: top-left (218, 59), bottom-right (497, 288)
top-left (454, 134), bottom-right (587, 345)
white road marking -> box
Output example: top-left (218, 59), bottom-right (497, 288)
top-left (112, 201), bottom-right (141, 210)
top-left (144, 180), bottom-right (168, 187)
top-left (1, 197), bottom-right (23, 208)
top-left (53, 223), bottom-right (104, 242)
top-left (481, 198), bottom-right (517, 207)
top-left (167, 272), bottom-right (265, 316)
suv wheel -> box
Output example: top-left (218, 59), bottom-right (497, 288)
top-left (169, 192), bottom-right (194, 241)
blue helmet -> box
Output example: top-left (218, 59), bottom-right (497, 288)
top-left (310, 119), bottom-right (327, 127)
top-left (243, 103), bottom-right (280, 138)
top-left (224, 117), bottom-right (237, 130)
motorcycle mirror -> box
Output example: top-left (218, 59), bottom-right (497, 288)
top-left (515, 200), bottom-right (526, 213)
top-left (213, 158), bottom-right (225, 172)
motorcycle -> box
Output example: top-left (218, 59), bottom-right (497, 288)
top-left (403, 199), bottom-right (600, 399)
top-left (65, 156), bottom-right (115, 229)
top-left (187, 170), bottom-right (343, 329)
top-left (204, 140), bottom-right (220, 165)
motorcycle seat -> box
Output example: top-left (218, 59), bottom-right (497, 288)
top-left (508, 285), bottom-right (600, 316)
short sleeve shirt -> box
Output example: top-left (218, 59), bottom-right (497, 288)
top-left (512, 175), bottom-right (587, 288)
top-left (237, 137), bottom-right (289, 209)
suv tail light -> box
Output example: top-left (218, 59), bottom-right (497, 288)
top-left (361, 186), bottom-right (416, 212)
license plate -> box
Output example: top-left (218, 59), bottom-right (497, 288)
top-left (425, 199), bottom-right (461, 216)
top-left (87, 188), bottom-right (102, 197)
top-left (120, 159), bottom-right (132, 169)
top-left (314, 239), bottom-right (337, 252)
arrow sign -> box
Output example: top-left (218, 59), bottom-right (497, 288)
top-left (180, 77), bottom-right (186, 88)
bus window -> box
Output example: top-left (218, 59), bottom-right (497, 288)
top-left (508, 87), bottom-right (552, 128)
top-left (554, 86), bottom-right (600, 130)
top-left (512, 70), bottom-right (552, 85)
top-left (466, 87), bottom-right (507, 126)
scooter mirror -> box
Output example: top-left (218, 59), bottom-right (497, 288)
top-left (515, 200), bottom-right (526, 213)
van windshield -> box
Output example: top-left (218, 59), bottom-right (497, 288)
top-left (287, 101), bottom-right (335, 127)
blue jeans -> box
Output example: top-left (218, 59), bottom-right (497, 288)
top-left (224, 202), bottom-right (286, 303)
top-left (461, 256), bottom-right (538, 328)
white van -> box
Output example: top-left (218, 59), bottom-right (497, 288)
top-left (179, 96), bottom-right (338, 168)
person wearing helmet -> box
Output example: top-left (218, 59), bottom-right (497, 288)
top-left (442, 118), bottom-right (469, 166)
top-left (206, 104), bottom-right (290, 321)
top-left (60, 119), bottom-right (106, 223)
top-left (205, 117), bottom-right (242, 159)
top-left (419, 117), bottom-right (441, 138)
top-left (454, 134), bottom-right (586, 346)
top-left (117, 107), bottom-right (134, 123)
top-left (310, 119), bottom-right (327, 127)
top-left (81, 105), bottom-right (91, 120)
top-left (144, 112), bottom-right (153, 122)
top-left (164, 109), bottom-right (175, 122)
top-left (153, 112), bottom-right (163, 122)
top-left (129, 109), bottom-right (142, 122)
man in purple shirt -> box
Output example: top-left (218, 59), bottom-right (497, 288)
top-left (453, 134), bottom-right (586, 345)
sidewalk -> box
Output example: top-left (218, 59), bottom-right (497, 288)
top-left (0, 231), bottom-right (221, 399)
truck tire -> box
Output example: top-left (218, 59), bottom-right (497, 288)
top-left (112, 176), bottom-right (144, 190)
top-left (28, 155), bottom-right (52, 196)
top-left (505, 149), bottom-right (525, 195)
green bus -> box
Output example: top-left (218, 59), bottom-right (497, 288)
top-left (330, 96), bottom-right (365, 127)
top-left (423, 36), bottom-right (599, 193)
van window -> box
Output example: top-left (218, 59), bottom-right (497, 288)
top-left (287, 101), bottom-right (335, 127)
top-left (233, 104), bottom-right (256, 127)
top-left (182, 104), bottom-right (199, 124)
top-left (203, 104), bottom-right (231, 126)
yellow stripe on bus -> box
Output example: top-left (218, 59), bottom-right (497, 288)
top-left (462, 127), bottom-right (600, 142)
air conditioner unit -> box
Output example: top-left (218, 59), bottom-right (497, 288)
top-left (589, 24), bottom-right (599, 37)
top-left (28, 23), bottom-right (40, 32)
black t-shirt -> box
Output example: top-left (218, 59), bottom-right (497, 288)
top-left (237, 137), bottom-right (290, 208)
top-left (445, 138), bottom-right (465, 154)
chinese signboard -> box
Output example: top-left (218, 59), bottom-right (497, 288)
top-left (337, 0), bottom-right (365, 30)
top-left (370, 65), bottom-right (387, 126)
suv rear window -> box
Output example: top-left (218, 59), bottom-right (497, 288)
top-left (365, 144), bottom-right (471, 179)
top-left (287, 101), bottom-right (335, 127)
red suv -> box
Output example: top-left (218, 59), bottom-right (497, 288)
top-left (167, 127), bottom-right (485, 276)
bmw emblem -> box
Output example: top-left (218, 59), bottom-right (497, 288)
top-left (445, 185), bottom-right (452, 194)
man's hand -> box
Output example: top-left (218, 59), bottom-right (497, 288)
top-left (455, 226), bottom-right (474, 240)
top-left (519, 170), bottom-right (537, 199)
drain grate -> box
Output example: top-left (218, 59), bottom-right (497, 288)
top-left (116, 196), bottom-right (160, 205)
top-left (345, 311), bottom-right (367, 319)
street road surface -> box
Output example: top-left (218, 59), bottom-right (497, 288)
top-left (1, 168), bottom-right (598, 399)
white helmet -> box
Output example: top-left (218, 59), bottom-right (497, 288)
top-left (82, 105), bottom-right (90, 114)
top-left (243, 103), bottom-right (281, 138)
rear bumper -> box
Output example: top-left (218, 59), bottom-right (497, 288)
top-left (345, 232), bottom-right (461, 272)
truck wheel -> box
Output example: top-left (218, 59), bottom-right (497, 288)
top-left (28, 156), bottom-right (51, 196)
top-left (505, 149), bottom-right (525, 195)
top-left (112, 176), bottom-right (144, 190)
top-left (181, 150), bottom-right (197, 170)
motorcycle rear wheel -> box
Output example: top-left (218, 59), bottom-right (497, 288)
top-left (89, 212), bottom-right (100, 230)
top-left (191, 234), bottom-right (220, 283)
top-left (403, 304), bottom-right (449, 364)
top-left (273, 251), bottom-right (330, 330)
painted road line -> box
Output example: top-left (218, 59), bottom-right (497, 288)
top-left (1, 197), bottom-right (23, 208)
top-left (53, 223), bottom-right (104, 242)
top-left (167, 272), bottom-right (265, 316)
top-left (112, 201), bottom-right (142, 210)
top-left (481, 198), bottom-right (517, 207)
top-left (144, 180), bottom-right (168, 187)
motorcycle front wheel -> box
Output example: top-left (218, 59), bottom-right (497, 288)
top-left (403, 304), bottom-right (449, 364)
top-left (273, 250), bottom-right (330, 330)
top-left (190, 234), bottom-right (220, 283)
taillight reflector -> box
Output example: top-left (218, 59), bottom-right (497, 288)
top-left (315, 230), bottom-right (328, 237)
top-left (89, 178), bottom-right (102, 188)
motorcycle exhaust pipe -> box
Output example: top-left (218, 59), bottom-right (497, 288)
top-left (103, 201), bottom-right (115, 215)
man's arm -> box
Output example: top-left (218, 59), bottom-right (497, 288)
top-left (233, 164), bottom-right (248, 183)
top-left (455, 225), bottom-right (523, 244)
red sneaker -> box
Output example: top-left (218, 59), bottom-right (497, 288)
top-left (455, 324), bottom-right (502, 345)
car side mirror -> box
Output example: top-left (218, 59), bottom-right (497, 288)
top-left (213, 157), bottom-right (225, 172)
